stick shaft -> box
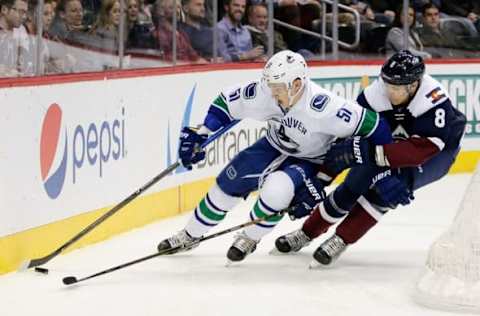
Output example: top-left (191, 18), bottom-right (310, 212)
top-left (67, 210), bottom-right (284, 285)
top-left (27, 120), bottom-right (239, 269)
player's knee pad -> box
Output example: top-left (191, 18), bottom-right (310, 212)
top-left (208, 183), bottom-right (242, 211)
top-left (259, 171), bottom-right (295, 210)
top-left (217, 146), bottom-right (280, 198)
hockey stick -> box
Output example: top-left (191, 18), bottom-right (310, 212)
top-left (20, 120), bottom-right (240, 271)
top-left (62, 209), bottom-right (286, 285)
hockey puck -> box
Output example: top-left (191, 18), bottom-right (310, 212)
top-left (34, 267), bottom-right (49, 274)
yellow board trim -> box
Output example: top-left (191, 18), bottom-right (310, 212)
top-left (0, 151), bottom-right (479, 275)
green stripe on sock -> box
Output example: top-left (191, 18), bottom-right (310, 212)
top-left (357, 109), bottom-right (379, 136)
top-left (253, 202), bottom-right (283, 223)
top-left (199, 199), bottom-right (226, 221)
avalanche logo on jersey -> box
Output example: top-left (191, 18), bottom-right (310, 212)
top-left (392, 124), bottom-right (409, 140)
top-left (310, 94), bottom-right (329, 112)
top-left (426, 87), bottom-right (446, 104)
top-left (40, 103), bottom-right (68, 199)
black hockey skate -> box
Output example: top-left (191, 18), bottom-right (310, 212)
top-left (157, 229), bottom-right (200, 254)
top-left (311, 234), bottom-right (347, 267)
top-left (226, 231), bottom-right (258, 262)
top-left (275, 229), bottom-right (311, 253)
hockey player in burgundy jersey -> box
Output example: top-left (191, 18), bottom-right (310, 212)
top-left (275, 50), bottom-right (467, 267)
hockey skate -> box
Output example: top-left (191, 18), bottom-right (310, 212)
top-left (309, 234), bottom-right (347, 269)
top-left (273, 229), bottom-right (311, 254)
top-left (226, 231), bottom-right (258, 265)
top-left (157, 229), bottom-right (201, 254)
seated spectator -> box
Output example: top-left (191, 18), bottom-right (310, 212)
top-left (418, 3), bottom-right (458, 48)
top-left (385, 3), bottom-right (431, 59)
top-left (126, 0), bottom-right (156, 50)
top-left (364, 0), bottom-right (396, 24)
top-left (180, 0), bottom-right (221, 60)
top-left (0, 0), bottom-right (28, 77)
top-left (245, 3), bottom-right (288, 54)
top-left (442, 0), bottom-right (480, 32)
top-left (413, 0), bottom-right (443, 12)
top-left (274, 0), bottom-right (322, 55)
top-left (340, 0), bottom-right (376, 22)
top-left (48, 0), bottom-right (89, 41)
top-left (152, 0), bottom-right (206, 63)
top-left (419, 2), bottom-right (480, 55)
top-left (24, 0), bottom-right (65, 74)
top-left (89, 0), bottom-right (121, 53)
top-left (217, 0), bottom-right (264, 62)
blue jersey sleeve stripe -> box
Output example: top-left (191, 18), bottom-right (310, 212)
top-left (204, 107), bottom-right (233, 131)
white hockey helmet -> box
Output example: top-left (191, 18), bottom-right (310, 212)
top-left (262, 50), bottom-right (308, 91)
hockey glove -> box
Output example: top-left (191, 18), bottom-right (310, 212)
top-left (288, 176), bottom-right (327, 220)
top-left (374, 174), bottom-right (414, 209)
top-left (178, 127), bottom-right (208, 170)
top-left (324, 137), bottom-right (374, 174)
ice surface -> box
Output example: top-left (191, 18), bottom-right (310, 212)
top-left (1, 174), bottom-right (477, 316)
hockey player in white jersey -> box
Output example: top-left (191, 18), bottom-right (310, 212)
top-left (157, 50), bottom-right (392, 262)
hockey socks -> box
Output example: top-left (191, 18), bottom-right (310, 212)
top-left (244, 198), bottom-right (285, 240)
top-left (302, 183), bottom-right (362, 239)
top-left (336, 202), bottom-right (380, 244)
top-left (185, 184), bottom-right (241, 238)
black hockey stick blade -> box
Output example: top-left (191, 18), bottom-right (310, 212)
top-left (21, 121), bottom-right (240, 272)
top-left (63, 276), bottom-right (78, 285)
top-left (62, 209), bottom-right (286, 286)
top-left (20, 161), bottom-right (181, 271)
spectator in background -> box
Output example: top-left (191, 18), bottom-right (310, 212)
top-left (0, 0), bottom-right (28, 76)
top-left (385, 3), bottom-right (431, 59)
top-left (340, 0), bottom-right (375, 22)
top-left (153, 0), bottom-right (207, 63)
top-left (217, 0), bottom-right (264, 62)
top-left (442, 0), bottom-right (480, 32)
top-left (25, 0), bottom-right (55, 34)
top-left (245, 3), bottom-right (287, 54)
top-left (180, 0), bottom-right (222, 60)
top-left (89, 0), bottom-right (121, 53)
top-left (418, 2), bottom-right (480, 56)
top-left (49, 0), bottom-right (88, 41)
top-left (364, 0), bottom-right (396, 24)
top-left (413, 0), bottom-right (443, 13)
top-left (24, 0), bottom-right (64, 74)
top-left (418, 3), bottom-right (457, 48)
top-left (126, 0), bottom-right (156, 50)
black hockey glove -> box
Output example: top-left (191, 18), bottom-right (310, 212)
top-left (178, 127), bottom-right (208, 170)
top-left (288, 176), bottom-right (327, 220)
top-left (324, 137), bottom-right (374, 174)
top-left (373, 172), bottom-right (414, 209)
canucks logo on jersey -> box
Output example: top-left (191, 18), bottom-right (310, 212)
top-left (310, 94), bottom-right (330, 112)
top-left (267, 119), bottom-right (300, 154)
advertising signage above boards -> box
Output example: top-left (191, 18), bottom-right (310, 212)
top-left (0, 62), bottom-right (478, 237)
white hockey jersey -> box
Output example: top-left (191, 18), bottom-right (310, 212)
top-left (208, 79), bottom-right (380, 162)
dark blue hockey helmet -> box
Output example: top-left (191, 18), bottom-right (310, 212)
top-left (381, 50), bottom-right (425, 85)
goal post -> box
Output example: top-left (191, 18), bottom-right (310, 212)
top-left (413, 161), bottom-right (480, 313)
